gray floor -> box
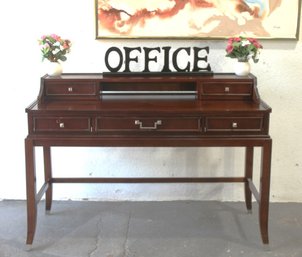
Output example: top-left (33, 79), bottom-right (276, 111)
top-left (0, 201), bottom-right (301, 257)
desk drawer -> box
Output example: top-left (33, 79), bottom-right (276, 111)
top-left (205, 116), bottom-right (263, 133)
top-left (97, 117), bottom-right (201, 133)
top-left (45, 82), bottom-right (97, 96)
top-left (200, 82), bottom-right (252, 99)
top-left (33, 117), bottom-right (91, 133)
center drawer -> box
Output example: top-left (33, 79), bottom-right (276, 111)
top-left (96, 117), bottom-right (202, 133)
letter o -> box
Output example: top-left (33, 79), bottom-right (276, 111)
top-left (105, 47), bottom-right (123, 72)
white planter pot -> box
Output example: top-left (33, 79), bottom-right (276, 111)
top-left (47, 62), bottom-right (63, 76)
top-left (234, 61), bottom-right (250, 76)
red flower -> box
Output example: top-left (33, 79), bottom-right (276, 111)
top-left (248, 38), bottom-right (263, 49)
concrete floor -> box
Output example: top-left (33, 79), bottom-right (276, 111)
top-left (0, 201), bottom-right (301, 257)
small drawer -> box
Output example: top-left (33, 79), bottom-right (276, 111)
top-left (45, 82), bottom-right (97, 96)
top-left (205, 117), bottom-right (263, 133)
top-left (33, 117), bottom-right (91, 133)
top-left (200, 82), bottom-right (252, 97)
top-left (97, 117), bottom-right (201, 133)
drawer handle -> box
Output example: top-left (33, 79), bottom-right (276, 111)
top-left (225, 87), bottom-right (230, 92)
top-left (56, 119), bottom-right (65, 128)
top-left (135, 120), bottom-right (162, 130)
top-left (232, 122), bottom-right (238, 128)
top-left (68, 87), bottom-right (73, 92)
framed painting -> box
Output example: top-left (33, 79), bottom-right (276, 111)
top-left (95, 0), bottom-right (301, 40)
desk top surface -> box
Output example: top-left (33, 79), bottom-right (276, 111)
top-left (29, 100), bottom-right (270, 113)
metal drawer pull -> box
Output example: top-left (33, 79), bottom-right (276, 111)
top-left (68, 87), bottom-right (73, 92)
top-left (59, 122), bottom-right (65, 128)
top-left (135, 120), bottom-right (162, 130)
top-left (225, 87), bottom-right (230, 92)
top-left (232, 122), bottom-right (238, 128)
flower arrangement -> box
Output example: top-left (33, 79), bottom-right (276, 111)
top-left (225, 37), bottom-right (263, 63)
top-left (39, 34), bottom-right (71, 63)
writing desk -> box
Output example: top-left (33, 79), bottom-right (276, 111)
top-left (25, 73), bottom-right (272, 245)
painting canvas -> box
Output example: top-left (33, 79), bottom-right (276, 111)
top-left (95, 0), bottom-right (301, 39)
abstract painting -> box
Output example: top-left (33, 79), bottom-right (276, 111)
top-left (95, 0), bottom-right (301, 39)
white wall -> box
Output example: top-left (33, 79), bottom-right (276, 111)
top-left (0, 1), bottom-right (301, 202)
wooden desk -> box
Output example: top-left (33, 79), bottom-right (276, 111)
top-left (25, 73), bottom-right (272, 245)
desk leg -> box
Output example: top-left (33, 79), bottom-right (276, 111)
top-left (244, 147), bottom-right (254, 211)
top-left (25, 138), bottom-right (37, 245)
top-left (43, 146), bottom-right (53, 212)
top-left (259, 140), bottom-right (272, 244)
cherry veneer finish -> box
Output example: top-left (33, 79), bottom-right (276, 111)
top-left (25, 73), bottom-right (272, 245)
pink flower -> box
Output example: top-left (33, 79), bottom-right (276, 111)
top-left (40, 43), bottom-right (50, 50)
top-left (226, 45), bottom-right (234, 53)
top-left (50, 34), bottom-right (60, 40)
top-left (63, 43), bottom-right (69, 49)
